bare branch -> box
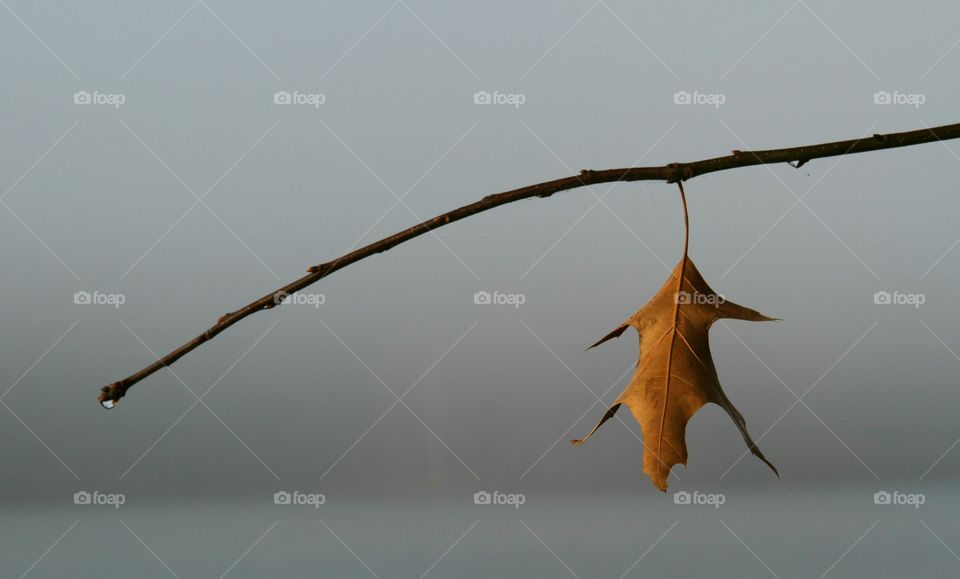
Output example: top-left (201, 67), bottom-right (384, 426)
top-left (99, 122), bottom-right (960, 407)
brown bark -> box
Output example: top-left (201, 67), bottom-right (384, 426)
top-left (99, 122), bottom-right (960, 408)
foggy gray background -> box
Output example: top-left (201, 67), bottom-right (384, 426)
top-left (2, 1), bottom-right (960, 576)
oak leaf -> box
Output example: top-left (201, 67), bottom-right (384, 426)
top-left (572, 255), bottom-right (779, 491)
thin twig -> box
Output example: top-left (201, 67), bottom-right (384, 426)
top-left (99, 122), bottom-right (960, 407)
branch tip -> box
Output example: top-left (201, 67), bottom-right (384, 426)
top-left (98, 382), bottom-right (127, 409)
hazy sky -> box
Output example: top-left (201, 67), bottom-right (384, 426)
top-left (2, 1), bottom-right (960, 575)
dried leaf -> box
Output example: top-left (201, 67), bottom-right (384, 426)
top-left (573, 257), bottom-right (779, 490)
top-left (572, 184), bottom-right (780, 491)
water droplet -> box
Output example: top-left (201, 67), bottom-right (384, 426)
top-left (100, 399), bottom-right (116, 409)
